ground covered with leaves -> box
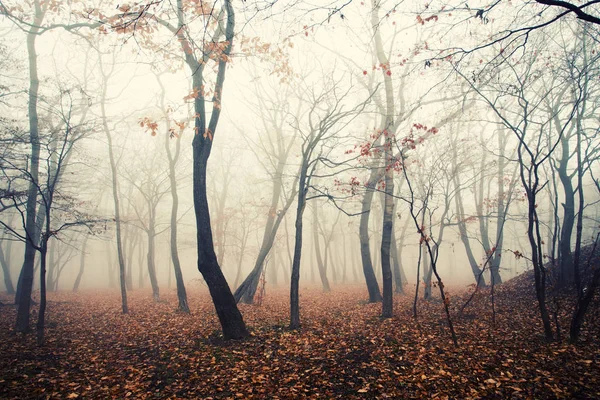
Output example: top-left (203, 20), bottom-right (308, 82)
top-left (1, 275), bottom-right (599, 399)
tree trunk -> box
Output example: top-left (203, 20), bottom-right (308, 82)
top-left (147, 228), bottom-right (160, 302)
top-left (556, 135), bottom-right (575, 286)
top-left (72, 235), bottom-right (89, 292)
top-left (359, 183), bottom-right (383, 302)
top-left (36, 243), bottom-right (48, 346)
top-left (186, 2), bottom-right (248, 336)
top-left (164, 115), bottom-right (189, 311)
top-left (234, 149), bottom-right (296, 304)
top-left (312, 205), bottom-right (331, 292)
top-left (423, 253), bottom-right (432, 300)
top-left (372, 0), bottom-right (395, 319)
top-left (290, 166), bottom-right (308, 330)
top-left (15, 2), bottom-right (44, 333)
top-left (393, 219), bottom-right (409, 294)
top-left (0, 243), bottom-right (15, 294)
top-left (100, 58), bottom-right (128, 314)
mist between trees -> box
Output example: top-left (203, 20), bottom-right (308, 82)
top-left (0, 0), bottom-right (599, 349)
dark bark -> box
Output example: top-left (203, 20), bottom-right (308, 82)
top-left (290, 164), bottom-right (308, 330)
top-left (36, 243), bottom-right (47, 346)
top-left (181, 0), bottom-right (248, 339)
top-left (16, 3), bottom-right (44, 333)
top-left (359, 174), bottom-right (383, 302)
top-left (556, 134), bottom-right (575, 285)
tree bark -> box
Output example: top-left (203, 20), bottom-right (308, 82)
top-left (359, 171), bottom-right (383, 302)
top-left (16, 2), bottom-right (45, 332)
top-left (372, 0), bottom-right (395, 318)
top-left (183, 0), bottom-right (248, 339)
top-left (290, 164), bottom-right (308, 329)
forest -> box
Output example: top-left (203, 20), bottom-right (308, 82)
top-left (1, 0), bottom-right (599, 398)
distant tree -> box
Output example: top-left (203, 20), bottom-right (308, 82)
top-left (289, 73), bottom-right (371, 329)
top-left (456, 32), bottom-right (587, 341)
top-left (123, 143), bottom-right (171, 303)
top-left (234, 78), bottom-right (299, 304)
top-left (156, 71), bottom-right (190, 313)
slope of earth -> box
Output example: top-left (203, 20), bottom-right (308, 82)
top-left (0, 279), bottom-right (599, 399)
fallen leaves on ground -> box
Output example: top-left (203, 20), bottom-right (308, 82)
top-left (0, 278), bottom-right (599, 399)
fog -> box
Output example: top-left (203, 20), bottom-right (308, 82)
top-left (3, 1), bottom-right (600, 398)
top-left (2, 0), bottom-right (600, 346)
top-left (2, 0), bottom-right (599, 298)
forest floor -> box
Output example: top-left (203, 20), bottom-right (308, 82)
top-left (1, 275), bottom-right (599, 399)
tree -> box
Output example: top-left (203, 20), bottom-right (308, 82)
top-left (234, 77), bottom-right (298, 304)
top-left (156, 72), bottom-right (190, 313)
top-left (123, 142), bottom-right (171, 303)
top-left (456, 32), bottom-right (586, 341)
top-left (289, 72), bottom-right (371, 329)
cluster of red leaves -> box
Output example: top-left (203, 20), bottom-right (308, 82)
top-left (0, 279), bottom-right (599, 399)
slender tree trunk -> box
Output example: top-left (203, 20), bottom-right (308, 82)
top-left (125, 224), bottom-right (135, 291)
top-left (46, 239), bottom-right (56, 292)
top-left (290, 166), bottom-right (308, 330)
top-left (0, 244), bottom-right (15, 294)
top-left (72, 235), bottom-right (89, 292)
top-left (423, 253), bottom-right (432, 300)
top-left (233, 233), bottom-right (248, 290)
top-left (158, 82), bottom-right (189, 312)
top-left (36, 243), bottom-right (47, 346)
top-left (277, 250), bottom-right (290, 285)
top-left (312, 205), bottom-right (331, 292)
top-left (393, 218), bottom-right (409, 294)
top-left (147, 228), bottom-right (160, 302)
top-left (100, 62), bottom-right (128, 314)
top-left (234, 155), bottom-right (296, 304)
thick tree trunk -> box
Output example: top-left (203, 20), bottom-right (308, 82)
top-left (186, 2), bottom-right (248, 336)
top-left (372, 0), bottom-right (395, 318)
top-left (16, 6), bottom-right (44, 332)
top-left (557, 154), bottom-right (575, 285)
top-left (359, 183), bottom-right (382, 302)
top-left (193, 135), bottom-right (248, 338)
